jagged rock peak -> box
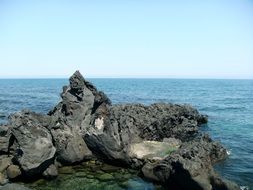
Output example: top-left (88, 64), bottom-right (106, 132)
top-left (69, 70), bottom-right (86, 92)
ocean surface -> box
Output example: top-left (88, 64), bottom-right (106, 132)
top-left (0, 79), bottom-right (252, 189)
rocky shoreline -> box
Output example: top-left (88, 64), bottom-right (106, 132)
top-left (0, 71), bottom-right (240, 190)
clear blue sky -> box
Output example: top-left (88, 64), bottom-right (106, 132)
top-left (0, 0), bottom-right (253, 78)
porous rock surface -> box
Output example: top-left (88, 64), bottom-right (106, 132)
top-left (0, 71), bottom-right (239, 190)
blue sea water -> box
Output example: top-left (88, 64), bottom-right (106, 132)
top-left (0, 79), bottom-right (252, 189)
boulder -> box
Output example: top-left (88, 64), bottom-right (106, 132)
top-left (50, 125), bottom-right (92, 164)
top-left (210, 174), bottom-right (241, 190)
top-left (42, 164), bottom-right (58, 179)
top-left (0, 172), bottom-right (8, 186)
top-left (6, 165), bottom-right (21, 179)
top-left (141, 135), bottom-right (239, 190)
top-left (0, 157), bottom-right (12, 173)
top-left (9, 111), bottom-right (56, 176)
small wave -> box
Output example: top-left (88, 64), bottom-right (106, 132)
top-left (0, 113), bottom-right (6, 119)
top-left (226, 150), bottom-right (232, 156)
top-left (240, 186), bottom-right (249, 190)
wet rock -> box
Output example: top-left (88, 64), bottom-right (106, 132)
top-left (58, 166), bottom-right (74, 174)
top-left (42, 164), bottom-right (58, 179)
top-left (9, 111), bottom-right (56, 176)
top-left (210, 175), bottom-right (241, 190)
top-left (0, 173), bottom-right (8, 186)
top-left (0, 183), bottom-right (31, 190)
top-left (97, 173), bottom-right (114, 181)
top-left (6, 165), bottom-right (21, 179)
top-left (101, 164), bottom-right (121, 173)
top-left (141, 135), bottom-right (236, 190)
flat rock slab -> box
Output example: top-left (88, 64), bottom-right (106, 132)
top-left (129, 141), bottom-right (179, 160)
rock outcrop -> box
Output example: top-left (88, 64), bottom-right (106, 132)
top-left (85, 103), bottom-right (209, 167)
top-left (0, 71), bottom-right (240, 190)
top-left (48, 71), bottom-right (110, 164)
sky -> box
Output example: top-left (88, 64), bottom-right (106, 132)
top-left (0, 0), bottom-right (253, 79)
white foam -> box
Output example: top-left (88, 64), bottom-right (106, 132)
top-left (226, 149), bottom-right (231, 156)
top-left (240, 186), bottom-right (249, 190)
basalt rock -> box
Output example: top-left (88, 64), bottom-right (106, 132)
top-left (0, 71), bottom-right (239, 190)
top-left (0, 125), bottom-right (11, 155)
top-left (141, 135), bottom-right (240, 190)
top-left (9, 111), bottom-right (56, 176)
top-left (47, 71), bottom-right (110, 164)
top-left (85, 103), bottom-right (208, 167)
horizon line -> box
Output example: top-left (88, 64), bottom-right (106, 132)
top-left (0, 76), bottom-right (252, 80)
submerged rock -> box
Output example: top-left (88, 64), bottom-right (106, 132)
top-left (0, 183), bottom-right (31, 190)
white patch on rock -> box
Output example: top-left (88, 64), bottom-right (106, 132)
top-left (129, 141), bottom-right (179, 160)
top-left (95, 117), bottom-right (104, 131)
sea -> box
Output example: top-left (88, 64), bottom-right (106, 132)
top-left (0, 79), bottom-right (252, 190)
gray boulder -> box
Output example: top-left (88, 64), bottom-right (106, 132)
top-left (42, 164), bottom-right (58, 179)
top-left (0, 172), bottom-right (8, 186)
top-left (9, 111), bottom-right (56, 176)
top-left (6, 165), bottom-right (21, 179)
top-left (0, 157), bottom-right (12, 173)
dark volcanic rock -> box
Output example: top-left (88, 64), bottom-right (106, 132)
top-left (0, 125), bottom-right (11, 154)
top-left (141, 135), bottom-right (239, 190)
top-left (0, 71), bottom-right (239, 190)
top-left (85, 103), bottom-right (208, 166)
top-left (47, 71), bottom-right (111, 164)
top-left (9, 111), bottom-right (56, 176)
